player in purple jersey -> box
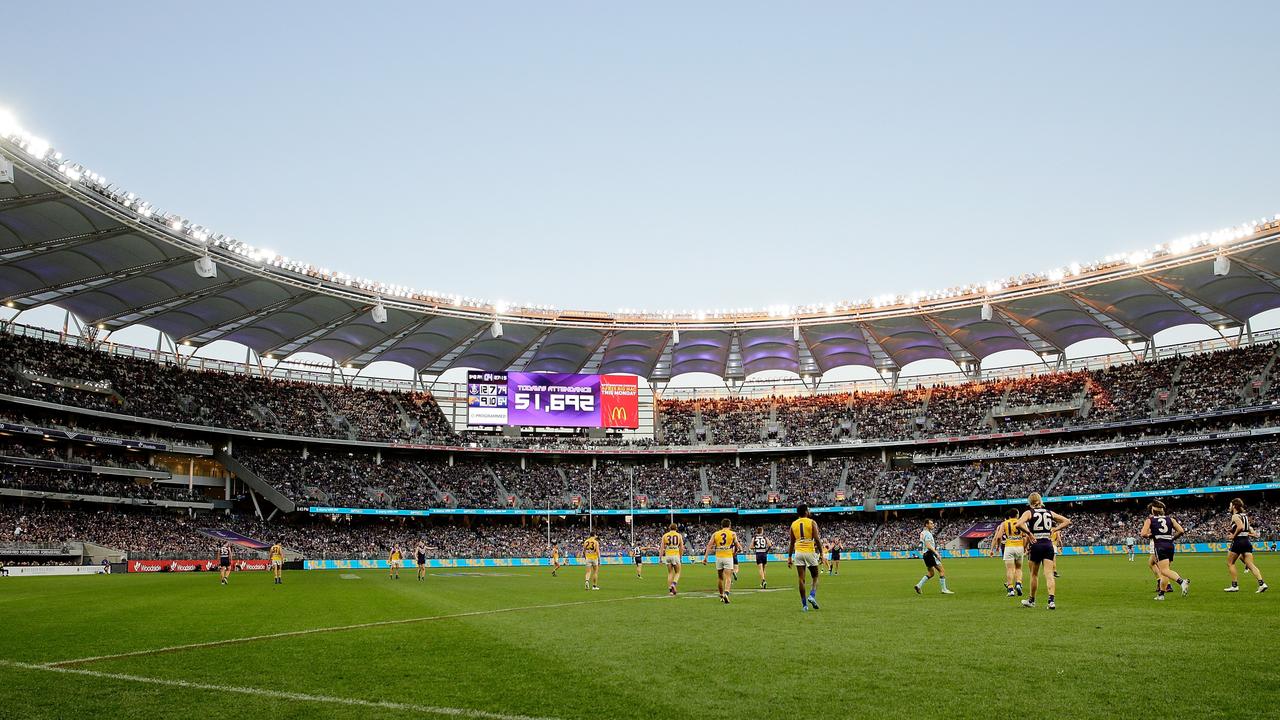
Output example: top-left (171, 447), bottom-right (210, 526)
top-left (1015, 493), bottom-right (1070, 610)
top-left (1225, 498), bottom-right (1268, 593)
top-left (217, 542), bottom-right (233, 585)
top-left (1139, 501), bottom-right (1189, 600)
top-left (751, 528), bottom-right (773, 589)
top-left (1147, 539), bottom-right (1172, 596)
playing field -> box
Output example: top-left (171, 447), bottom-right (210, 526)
top-left (2, 555), bottom-right (1275, 719)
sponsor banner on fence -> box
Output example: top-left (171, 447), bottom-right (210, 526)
top-left (127, 559), bottom-right (272, 573)
top-left (199, 528), bottom-right (270, 550)
top-left (3, 565), bottom-right (110, 577)
top-left (0, 421), bottom-right (169, 451)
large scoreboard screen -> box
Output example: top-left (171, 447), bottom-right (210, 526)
top-left (466, 372), bottom-right (638, 429)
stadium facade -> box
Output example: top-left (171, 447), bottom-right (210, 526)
top-left (1, 113), bottom-right (1279, 568)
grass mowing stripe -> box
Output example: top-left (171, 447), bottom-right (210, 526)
top-left (47, 592), bottom-right (671, 668)
top-left (0, 660), bottom-right (562, 720)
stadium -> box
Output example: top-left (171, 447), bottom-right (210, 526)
top-left (3, 8), bottom-right (1280, 719)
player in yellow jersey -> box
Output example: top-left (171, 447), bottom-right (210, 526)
top-left (988, 509), bottom-right (1024, 597)
top-left (787, 504), bottom-right (823, 612)
top-left (388, 544), bottom-right (403, 580)
top-left (660, 524), bottom-right (685, 596)
top-left (582, 533), bottom-right (601, 590)
top-left (549, 544), bottom-right (563, 577)
top-left (269, 541), bottom-right (284, 585)
top-left (703, 518), bottom-right (741, 603)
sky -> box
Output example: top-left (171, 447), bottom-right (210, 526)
top-left (2, 2), bottom-right (1279, 383)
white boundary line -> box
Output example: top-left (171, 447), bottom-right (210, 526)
top-left (676, 588), bottom-right (787, 599)
top-left (0, 660), bottom-right (562, 720)
top-left (47, 593), bottom-right (671, 668)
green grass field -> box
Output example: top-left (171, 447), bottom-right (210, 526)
top-left (2, 554), bottom-right (1276, 719)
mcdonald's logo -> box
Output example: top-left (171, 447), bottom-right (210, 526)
top-left (610, 406), bottom-right (628, 422)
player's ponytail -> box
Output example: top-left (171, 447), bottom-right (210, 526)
top-left (1230, 497), bottom-right (1245, 513)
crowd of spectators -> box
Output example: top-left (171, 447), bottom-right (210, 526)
top-left (0, 464), bottom-right (206, 503)
top-left (0, 332), bottom-right (456, 444)
top-left (900, 437), bottom-right (1276, 505)
top-left (1050, 451), bottom-right (1146, 496)
top-left (773, 457), bottom-right (844, 506)
top-left (231, 445), bottom-right (452, 508)
top-left (1170, 343), bottom-right (1275, 414)
top-left (0, 408), bottom-right (211, 450)
top-left (631, 460), bottom-right (702, 508)
top-left (658, 341), bottom-right (1280, 446)
top-left (1, 438), bottom-right (153, 473)
top-left (906, 462), bottom-right (986, 504)
top-left (5, 329), bottom-right (1280, 450)
top-left (8, 413), bottom-right (1266, 515)
top-left (228, 431), bottom-right (1280, 511)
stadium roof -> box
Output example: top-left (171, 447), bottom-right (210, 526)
top-left (3, 122), bottom-right (1280, 381)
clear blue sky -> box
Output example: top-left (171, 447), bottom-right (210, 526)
top-left (3, 2), bottom-right (1279, 378)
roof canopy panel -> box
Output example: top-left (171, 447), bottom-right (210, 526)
top-left (669, 330), bottom-right (731, 377)
top-left (860, 316), bottom-right (952, 368)
top-left (739, 327), bottom-right (800, 375)
top-left (379, 316), bottom-right (485, 371)
top-left (449, 323), bottom-right (544, 371)
top-left (997, 295), bottom-right (1117, 350)
top-left (599, 330), bottom-right (667, 377)
top-left (1230, 243), bottom-right (1280, 277)
top-left (299, 307), bottom-right (421, 365)
top-left (1067, 277), bottom-right (1205, 337)
top-left (2, 146), bottom-right (1280, 380)
top-left (523, 328), bottom-right (604, 374)
top-left (1150, 259), bottom-right (1280, 324)
top-left (924, 307), bottom-right (1033, 359)
top-left (800, 322), bottom-right (874, 372)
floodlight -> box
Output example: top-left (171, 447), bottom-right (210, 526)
top-left (194, 255), bottom-right (217, 279)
